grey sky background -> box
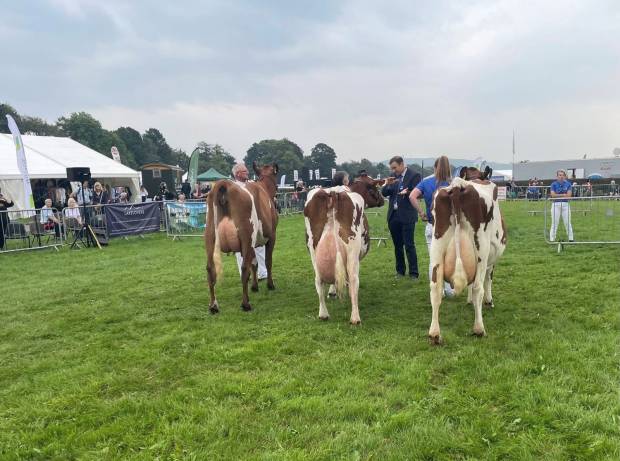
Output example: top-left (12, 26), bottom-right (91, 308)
top-left (2, 0), bottom-right (619, 162)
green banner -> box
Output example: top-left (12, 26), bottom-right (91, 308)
top-left (188, 147), bottom-right (200, 187)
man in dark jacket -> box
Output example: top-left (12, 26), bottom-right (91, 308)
top-left (381, 156), bottom-right (421, 279)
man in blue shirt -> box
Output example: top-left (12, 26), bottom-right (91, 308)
top-left (409, 156), bottom-right (454, 296)
top-left (549, 169), bottom-right (574, 242)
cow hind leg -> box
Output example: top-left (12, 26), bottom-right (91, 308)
top-left (467, 286), bottom-right (473, 305)
top-left (251, 260), bottom-right (259, 292)
top-left (471, 273), bottom-right (486, 337)
top-left (265, 238), bottom-right (276, 291)
top-left (328, 284), bottom-right (337, 298)
top-left (429, 263), bottom-right (444, 344)
top-left (240, 246), bottom-right (255, 311)
top-left (316, 276), bottom-right (329, 320)
top-left (348, 265), bottom-right (361, 325)
top-left (484, 267), bottom-right (494, 307)
top-left (206, 263), bottom-right (219, 314)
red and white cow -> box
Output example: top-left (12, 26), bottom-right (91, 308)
top-left (428, 167), bottom-right (507, 343)
top-left (303, 180), bottom-right (384, 324)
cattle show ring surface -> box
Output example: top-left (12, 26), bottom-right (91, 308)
top-left (2, 200), bottom-right (618, 459)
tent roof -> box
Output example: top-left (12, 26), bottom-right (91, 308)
top-left (197, 167), bottom-right (229, 181)
top-left (0, 134), bottom-right (139, 179)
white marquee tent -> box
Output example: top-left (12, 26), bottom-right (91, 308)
top-left (0, 134), bottom-right (140, 210)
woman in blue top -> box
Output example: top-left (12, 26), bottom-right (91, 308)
top-left (549, 169), bottom-right (574, 242)
top-left (409, 156), bottom-right (454, 296)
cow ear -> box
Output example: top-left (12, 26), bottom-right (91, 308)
top-left (483, 166), bottom-right (493, 180)
top-left (273, 163), bottom-right (279, 175)
top-left (459, 167), bottom-right (467, 179)
top-left (253, 161), bottom-right (261, 176)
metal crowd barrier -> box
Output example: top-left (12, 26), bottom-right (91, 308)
top-left (165, 200), bottom-right (207, 239)
top-left (276, 192), bottom-right (305, 216)
top-left (543, 196), bottom-right (620, 252)
top-left (0, 208), bottom-right (64, 253)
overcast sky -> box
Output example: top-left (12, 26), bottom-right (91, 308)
top-left (2, 0), bottom-right (619, 163)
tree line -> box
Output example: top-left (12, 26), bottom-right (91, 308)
top-left (1, 103), bottom-right (432, 182)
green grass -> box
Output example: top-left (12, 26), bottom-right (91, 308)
top-left (1, 202), bottom-right (619, 460)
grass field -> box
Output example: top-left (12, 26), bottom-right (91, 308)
top-left (2, 201), bottom-right (619, 460)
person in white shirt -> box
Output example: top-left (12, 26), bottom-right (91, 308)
top-left (40, 198), bottom-right (62, 237)
top-left (232, 163), bottom-right (268, 280)
top-left (63, 197), bottom-right (83, 226)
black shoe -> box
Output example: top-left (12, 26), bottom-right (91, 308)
top-left (409, 275), bottom-right (419, 281)
top-left (395, 273), bottom-right (405, 279)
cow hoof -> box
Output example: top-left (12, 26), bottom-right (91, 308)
top-left (319, 315), bottom-right (329, 321)
top-left (472, 328), bottom-right (486, 337)
top-left (251, 285), bottom-right (259, 292)
top-left (241, 303), bottom-right (253, 312)
top-left (350, 319), bottom-right (361, 326)
top-left (328, 292), bottom-right (337, 299)
top-left (209, 304), bottom-right (220, 315)
top-left (428, 334), bottom-right (443, 345)
top-left (484, 301), bottom-right (494, 308)
top-left (267, 282), bottom-right (276, 291)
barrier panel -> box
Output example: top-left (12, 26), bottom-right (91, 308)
top-left (1, 208), bottom-right (64, 253)
top-left (276, 192), bottom-right (305, 216)
top-left (543, 196), bottom-right (620, 252)
top-left (61, 202), bottom-right (162, 248)
top-left (365, 208), bottom-right (389, 247)
top-left (165, 201), bottom-right (207, 239)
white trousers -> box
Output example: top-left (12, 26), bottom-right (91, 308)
top-left (550, 202), bottom-right (574, 241)
top-left (236, 246), bottom-right (268, 279)
top-left (425, 223), bottom-right (454, 295)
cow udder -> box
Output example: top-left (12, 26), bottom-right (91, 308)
top-left (443, 235), bottom-right (477, 285)
top-left (217, 217), bottom-right (241, 253)
top-left (315, 232), bottom-right (337, 284)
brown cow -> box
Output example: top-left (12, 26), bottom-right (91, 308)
top-left (205, 162), bottom-right (279, 313)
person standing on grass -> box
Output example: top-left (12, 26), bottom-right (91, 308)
top-left (232, 163), bottom-right (268, 281)
top-left (0, 189), bottom-right (14, 249)
top-left (381, 156), bottom-right (421, 280)
top-left (409, 156), bottom-right (455, 297)
top-left (550, 169), bottom-right (574, 242)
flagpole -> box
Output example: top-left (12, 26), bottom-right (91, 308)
top-left (512, 129), bottom-right (516, 182)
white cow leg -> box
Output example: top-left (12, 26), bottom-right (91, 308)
top-left (348, 270), bottom-right (361, 325)
top-left (483, 267), bottom-right (494, 307)
top-left (328, 284), bottom-right (337, 298)
top-left (472, 279), bottom-right (486, 337)
top-left (316, 276), bottom-right (329, 320)
top-left (467, 285), bottom-right (473, 305)
top-left (429, 264), bottom-right (444, 344)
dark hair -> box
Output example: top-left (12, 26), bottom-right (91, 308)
top-left (389, 156), bottom-right (404, 165)
top-left (332, 171), bottom-right (349, 186)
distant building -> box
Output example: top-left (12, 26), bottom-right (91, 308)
top-left (513, 157), bottom-right (620, 181)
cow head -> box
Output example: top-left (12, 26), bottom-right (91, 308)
top-left (349, 175), bottom-right (385, 208)
top-left (459, 165), bottom-right (493, 181)
top-left (253, 161), bottom-right (279, 197)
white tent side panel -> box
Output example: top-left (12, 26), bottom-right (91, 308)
top-left (0, 134), bottom-right (141, 210)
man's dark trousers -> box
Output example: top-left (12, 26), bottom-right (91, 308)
top-left (388, 215), bottom-right (418, 277)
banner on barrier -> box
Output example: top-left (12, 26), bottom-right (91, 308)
top-left (105, 202), bottom-right (161, 237)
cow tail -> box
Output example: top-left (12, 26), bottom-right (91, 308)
top-left (450, 187), bottom-right (468, 295)
top-left (332, 193), bottom-right (347, 299)
top-left (212, 185), bottom-right (228, 281)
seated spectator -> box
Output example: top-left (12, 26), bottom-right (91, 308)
top-left (63, 198), bottom-right (83, 226)
top-left (40, 198), bottom-right (62, 237)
